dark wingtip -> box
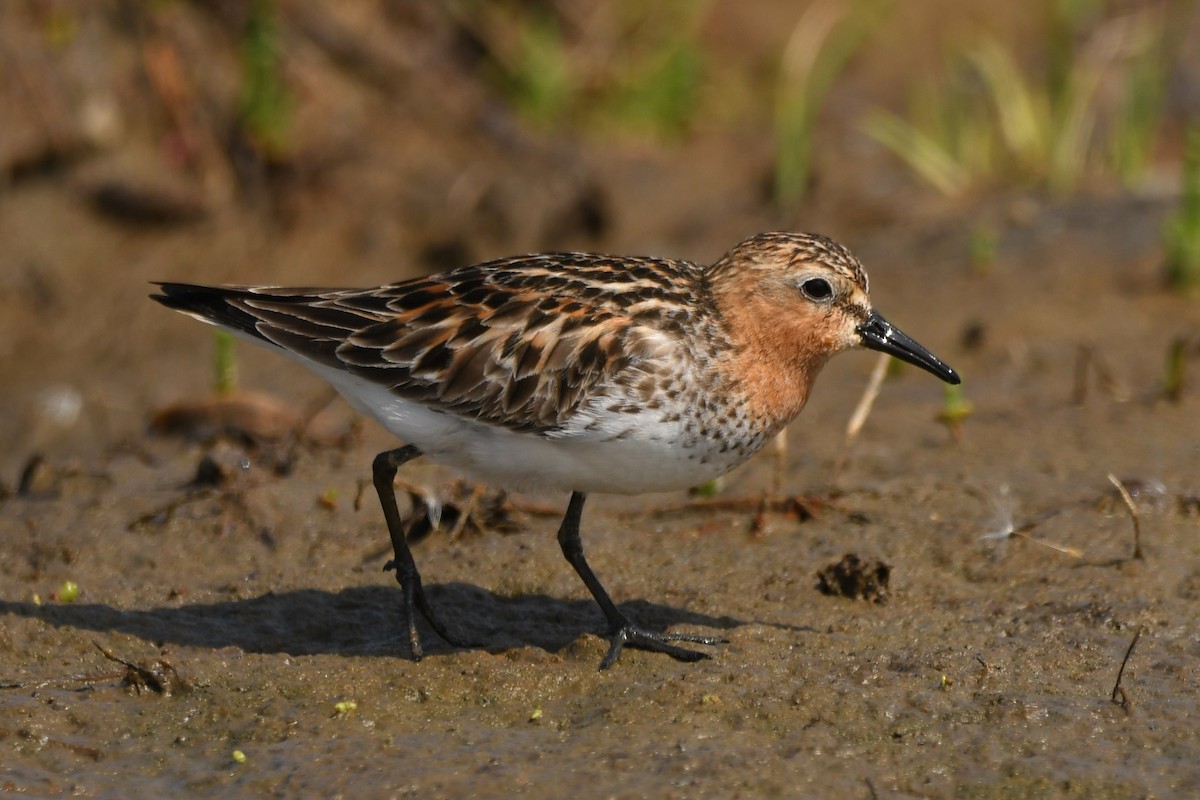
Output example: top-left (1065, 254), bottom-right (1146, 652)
top-left (149, 281), bottom-right (208, 308)
top-left (149, 281), bottom-right (184, 308)
top-left (149, 282), bottom-right (265, 340)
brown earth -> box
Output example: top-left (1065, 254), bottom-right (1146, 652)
top-left (2, 3), bottom-right (1199, 797)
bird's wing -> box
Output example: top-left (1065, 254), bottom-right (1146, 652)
top-left (152, 254), bottom-right (693, 434)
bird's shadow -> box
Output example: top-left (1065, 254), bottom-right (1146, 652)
top-left (0, 584), bottom-right (755, 661)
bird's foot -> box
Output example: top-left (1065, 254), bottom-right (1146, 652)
top-left (384, 559), bottom-right (476, 658)
top-left (599, 620), bottom-right (727, 670)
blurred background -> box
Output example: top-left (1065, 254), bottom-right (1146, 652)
top-left (2, 0), bottom-right (1199, 477)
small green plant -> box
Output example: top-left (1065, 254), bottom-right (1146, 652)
top-left (968, 225), bottom-right (999, 272)
top-left (1164, 125), bottom-right (1200, 294)
top-left (773, 0), bottom-right (892, 209)
top-left (937, 383), bottom-right (972, 441)
top-left (213, 330), bottom-right (238, 397)
top-left (688, 477), bottom-right (724, 499)
top-left (238, 0), bottom-right (291, 157)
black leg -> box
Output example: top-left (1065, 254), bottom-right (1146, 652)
top-left (373, 446), bottom-right (470, 659)
top-left (556, 492), bottom-right (725, 669)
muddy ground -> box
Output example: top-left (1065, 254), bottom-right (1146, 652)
top-left (2, 3), bottom-right (1199, 798)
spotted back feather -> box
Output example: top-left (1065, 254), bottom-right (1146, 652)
top-left (153, 252), bottom-right (717, 434)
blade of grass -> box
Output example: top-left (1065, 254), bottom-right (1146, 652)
top-left (774, 0), bottom-right (893, 209)
top-left (1111, 10), bottom-right (1168, 184)
top-left (861, 109), bottom-right (970, 196)
top-left (1047, 59), bottom-right (1101, 192)
top-left (968, 40), bottom-right (1048, 176)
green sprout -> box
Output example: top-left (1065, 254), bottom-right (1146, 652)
top-left (238, 0), bottom-right (292, 157)
top-left (968, 225), bottom-right (999, 273)
top-left (1164, 125), bottom-right (1200, 294)
top-left (213, 330), bottom-right (238, 397)
top-left (937, 383), bottom-right (972, 441)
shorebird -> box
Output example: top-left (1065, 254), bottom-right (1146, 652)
top-left (152, 232), bottom-right (960, 668)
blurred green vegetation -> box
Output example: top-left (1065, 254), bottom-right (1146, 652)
top-left (238, 0), bottom-right (292, 158)
top-left (606, 22), bottom-right (704, 141)
top-left (773, 0), bottom-right (893, 209)
top-left (24, 1), bottom-right (1198, 214)
top-left (863, 1), bottom-right (1190, 195)
top-left (1164, 126), bottom-right (1200, 294)
top-left (467, 0), bottom-right (1195, 209)
top-left (476, 1), bottom-right (709, 141)
top-left (506, 11), bottom-right (573, 127)
top-left (1109, 12), bottom-right (1170, 184)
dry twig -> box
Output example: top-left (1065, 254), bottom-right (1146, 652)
top-left (1107, 474), bottom-right (1144, 560)
top-left (1072, 345), bottom-right (1130, 405)
top-left (1110, 626), bottom-right (1143, 714)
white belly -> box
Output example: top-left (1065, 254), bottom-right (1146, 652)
top-left (317, 366), bottom-right (749, 495)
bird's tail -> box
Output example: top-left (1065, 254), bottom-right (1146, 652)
top-left (151, 283), bottom-right (274, 344)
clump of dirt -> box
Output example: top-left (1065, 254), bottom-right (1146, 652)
top-left (816, 553), bottom-right (891, 603)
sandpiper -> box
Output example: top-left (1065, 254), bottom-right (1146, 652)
top-left (153, 231), bottom-right (959, 668)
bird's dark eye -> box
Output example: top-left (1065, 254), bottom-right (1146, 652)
top-left (800, 277), bottom-right (834, 302)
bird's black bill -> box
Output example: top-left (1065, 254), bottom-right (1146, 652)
top-left (857, 311), bottom-right (961, 385)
